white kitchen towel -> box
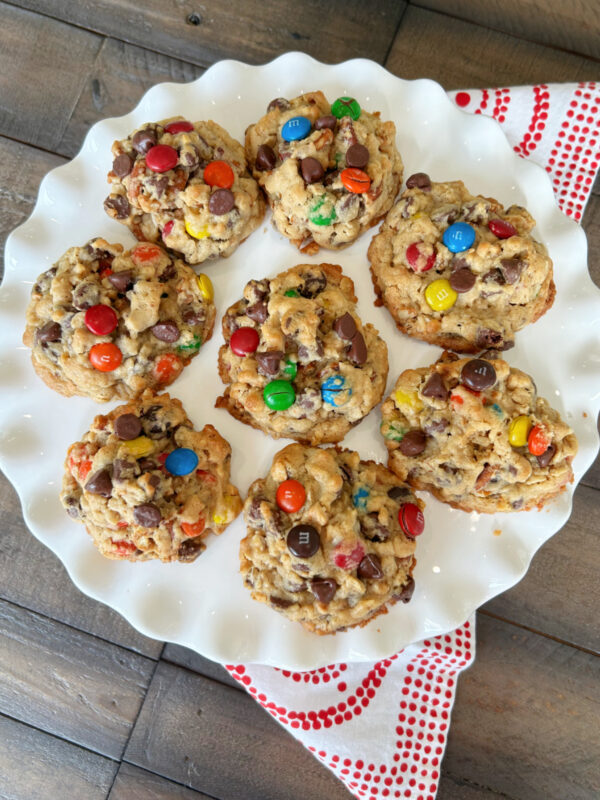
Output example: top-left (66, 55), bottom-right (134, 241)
top-left (226, 80), bottom-right (600, 800)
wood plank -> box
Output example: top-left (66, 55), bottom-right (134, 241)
top-left (9, 0), bottom-right (407, 69)
top-left (110, 762), bottom-right (211, 800)
top-left (0, 599), bottom-right (155, 758)
top-left (437, 773), bottom-right (515, 800)
top-left (410, 0), bottom-right (600, 61)
top-left (444, 613), bottom-right (600, 800)
top-left (386, 5), bottom-right (599, 88)
top-left (125, 662), bottom-right (352, 800)
top-left (0, 473), bottom-right (163, 658)
top-left (0, 713), bottom-right (117, 800)
top-left (483, 484), bottom-right (600, 654)
top-left (161, 644), bottom-right (240, 690)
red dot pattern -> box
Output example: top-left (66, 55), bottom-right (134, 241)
top-left (474, 88), bottom-right (489, 116)
top-left (513, 84), bottom-right (549, 158)
top-left (225, 621), bottom-right (474, 799)
top-left (492, 87), bottom-right (511, 125)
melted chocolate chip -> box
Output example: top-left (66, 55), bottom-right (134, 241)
top-left (132, 128), bottom-right (156, 155)
top-left (500, 257), bottom-right (524, 284)
top-left (256, 350), bottom-right (283, 376)
top-left (483, 268), bottom-right (505, 285)
top-left (72, 281), bottom-right (100, 310)
top-left (399, 430), bottom-right (427, 457)
top-left (393, 576), bottom-right (415, 603)
top-left (406, 172), bottom-right (431, 191)
top-left (537, 444), bottom-right (556, 468)
top-left (267, 97), bottom-right (291, 112)
top-left (150, 320), bottom-right (180, 343)
top-left (298, 273), bottom-right (327, 298)
top-left (255, 144), bottom-right (277, 171)
top-left (347, 331), bottom-right (367, 365)
top-left (310, 577), bottom-right (337, 604)
top-left (178, 537), bottom-right (205, 562)
top-left (449, 267), bottom-right (476, 294)
top-left (209, 188), bottom-right (235, 215)
top-left (461, 359), bottom-right (497, 391)
top-left (424, 419), bottom-right (449, 434)
top-left (108, 270), bottom-right (134, 292)
top-left (333, 312), bottom-right (357, 340)
top-left (183, 308), bottom-right (205, 326)
top-left (476, 327), bottom-right (504, 349)
top-left (36, 321), bottom-right (61, 344)
top-left (104, 195), bottom-right (130, 219)
top-left (315, 115), bottom-right (337, 131)
top-left (112, 459), bottom-right (138, 482)
top-left (113, 153), bottom-right (134, 178)
top-left (388, 486), bottom-right (410, 501)
top-left (287, 524), bottom-right (320, 558)
top-left (133, 503), bottom-right (162, 527)
top-left (358, 553), bottom-right (383, 580)
top-left (85, 469), bottom-right (112, 497)
top-left (345, 143), bottom-right (369, 169)
top-left (159, 263), bottom-right (176, 283)
top-left (421, 372), bottom-right (449, 400)
top-left (114, 413), bottom-right (142, 441)
top-left (300, 157), bottom-right (324, 184)
top-left (270, 595), bottom-right (294, 609)
top-left (246, 300), bottom-right (268, 323)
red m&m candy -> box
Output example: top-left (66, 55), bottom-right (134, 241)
top-left (84, 304), bottom-right (118, 336)
top-left (145, 144), bottom-right (178, 173)
top-left (204, 160), bottom-right (235, 189)
top-left (164, 120), bottom-right (194, 134)
top-left (398, 502), bottom-right (425, 537)
top-left (162, 220), bottom-right (174, 238)
top-left (406, 242), bottom-right (436, 273)
top-left (488, 218), bottom-right (517, 239)
top-left (276, 479), bottom-right (306, 513)
top-left (230, 327), bottom-right (259, 356)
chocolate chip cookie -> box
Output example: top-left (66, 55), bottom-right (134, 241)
top-left (381, 352), bottom-right (578, 513)
top-left (105, 117), bottom-right (265, 265)
top-left (61, 390), bottom-right (243, 562)
top-left (245, 92), bottom-right (403, 253)
top-left (23, 239), bottom-right (215, 402)
top-left (368, 175), bottom-right (555, 352)
top-left (216, 263), bottom-right (389, 444)
top-left (240, 444), bottom-right (421, 634)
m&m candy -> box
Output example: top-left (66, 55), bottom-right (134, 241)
top-left (528, 424), bottom-right (550, 456)
top-left (284, 288), bottom-right (299, 297)
top-left (340, 167), bottom-right (371, 194)
top-left (488, 218), bottom-right (517, 239)
top-left (196, 273), bottom-right (214, 301)
top-left (230, 327), bottom-right (259, 356)
top-left (287, 524), bottom-right (320, 558)
top-left (276, 479), bottom-right (306, 513)
top-left (203, 160), bottom-right (235, 189)
top-left (281, 116), bottom-right (311, 142)
top-left (165, 448), bottom-right (199, 476)
top-left (331, 96), bottom-right (361, 120)
top-left (185, 219), bottom-right (210, 239)
top-left (283, 358), bottom-right (297, 380)
top-left (308, 195), bottom-right (337, 226)
top-left (442, 222), bottom-right (476, 253)
top-left (164, 120), bottom-right (194, 134)
top-left (398, 503), bottom-right (425, 537)
top-left (122, 436), bottom-right (153, 458)
top-left (181, 518), bottom-right (206, 537)
top-left (89, 342), bottom-right (122, 372)
top-left (145, 144), bottom-right (178, 173)
top-left (508, 415), bottom-right (532, 447)
top-left (425, 279), bottom-right (458, 311)
top-left (84, 304), bottom-right (118, 336)
top-left (264, 380), bottom-right (296, 411)
top-left (406, 242), bottom-right (436, 273)
top-left (352, 487), bottom-right (369, 509)
top-left (321, 374), bottom-right (352, 406)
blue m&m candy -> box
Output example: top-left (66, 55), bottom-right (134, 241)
top-left (165, 448), bottom-right (198, 476)
top-left (352, 487), bottom-right (369, 509)
top-left (442, 222), bottom-right (476, 253)
top-left (281, 116), bottom-right (311, 142)
top-left (321, 374), bottom-right (352, 406)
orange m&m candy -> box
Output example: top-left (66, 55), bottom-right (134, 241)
top-left (340, 167), bottom-right (371, 194)
top-left (132, 243), bottom-right (163, 264)
top-left (181, 518), bottom-right (206, 537)
top-left (153, 353), bottom-right (182, 382)
top-left (89, 342), bottom-right (122, 372)
top-left (203, 160), bottom-right (235, 189)
top-left (528, 424), bottom-right (550, 456)
top-left (276, 479), bottom-right (306, 513)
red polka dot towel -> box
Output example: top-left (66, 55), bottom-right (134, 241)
top-left (225, 81), bottom-right (600, 800)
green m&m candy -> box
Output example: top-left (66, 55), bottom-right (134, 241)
top-left (264, 379), bottom-right (296, 411)
top-left (309, 194), bottom-right (337, 226)
top-left (284, 289), bottom-right (299, 297)
top-left (177, 335), bottom-right (202, 353)
top-left (331, 96), bottom-right (361, 120)
top-left (283, 358), bottom-right (297, 380)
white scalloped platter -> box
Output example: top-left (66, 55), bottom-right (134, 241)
top-left (2, 53), bottom-right (599, 669)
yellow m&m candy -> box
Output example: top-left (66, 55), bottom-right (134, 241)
top-left (425, 279), bottom-right (457, 312)
top-left (196, 273), bottom-right (214, 302)
top-left (508, 415), bottom-right (532, 447)
top-left (121, 436), bottom-right (154, 458)
top-left (185, 219), bottom-right (210, 239)
top-left (394, 389), bottom-right (423, 413)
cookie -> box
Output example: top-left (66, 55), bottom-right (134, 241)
top-left (368, 175), bottom-right (555, 352)
top-left (61, 390), bottom-right (243, 562)
top-left (216, 263), bottom-right (389, 444)
top-left (240, 444), bottom-right (421, 634)
top-left (245, 91), bottom-right (403, 253)
top-left (23, 239), bottom-right (215, 402)
top-left (381, 352), bottom-right (578, 513)
top-left (104, 117), bottom-right (265, 265)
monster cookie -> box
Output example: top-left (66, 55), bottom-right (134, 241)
top-left (23, 239), bottom-right (215, 402)
top-left (105, 117), bottom-right (265, 265)
top-left (216, 263), bottom-right (388, 444)
top-left (381, 353), bottom-right (578, 513)
top-left (368, 175), bottom-right (555, 352)
top-left (240, 444), bottom-right (421, 634)
top-left (61, 391), bottom-right (243, 562)
top-left (245, 91), bottom-right (403, 253)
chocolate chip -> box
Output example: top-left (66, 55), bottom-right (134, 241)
top-left (108, 270), bottom-right (134, 292)
top-left (72, 280), bottom-right (100, 310)
top-left (36, 321), bottom-right (61, 344)
top-left (85, 469), bottom-right (112, 497)
top-left (300, 157), bottom-right (324, 184)
top-left (298, 272), bottom-right (327, 298)
top-left (424, 419), bottom-right (449, 434)
top-left (132, 128), bottom-right (156, 155)
top-left (393, 576), bottom-right (415, 603)
top-left (347, 331), bottom-right (367, 365)
top-left (315, 115), bottom-right (337, 131)
top-left (267, 97), bottom-right (291, 112)
top-left (483, 268), bottom-right (505, 285)
top-left (104, 195), bottom-right (130, 219)
top-left (148, 474), bottom-right (161, 488)
top-left (152, 176), bottom-right (170, 198)
top-left (113, 459), bottom-right (138, 482)
top-left (64, 496), bottom-right (80, 518)
top-left (406, 173), bottom-right (431, 191)
top-left (310, 578), bottom-right (337, 604)
top-left (255, 144), bottom-right (277, 171)
top-left (357, 553), bottom-right (383, 580)
top-left (476, 327), bottom-right (504, 349)
top-left (246, 300), bottom-right (268, 323)
top-left (133, 503), bottom-right (162, 527)
top-left (387, 486), bottom-right (410, 501)
top-left (461, 359), bottom-right (497, 391)
top-left (500, 257), bottom-right (524, 284)
top-left (113, 153), bottom-right (134, 178)
top-left (421, 372), bottom-right (449, 400)
top-left (159, 263), bottom-right (176, 283)
top-left (537, 444), bottom-right (556, 468)
top-left (399, 430), bottom-right (427, 457)
top-left (270, 595), bottom-right (294, 608)
top-left (178, 537), bottom-right (205, 562)
top-left (287, 524), bottom-right (320, 558)
top-left (333, 312), bottom-right (357, 341)
top-left (449, 267), bottom-right (476, 294)
top-left (209, 188), bottom-right (235, 215)
top-left (150, 320), bottom-right (180, 343)
top-left (114, 413), bottom-right (142, 441)
top-left (256, 350), bottom-right (283, 376)
top-left (345, 143), bottom-right (369, 169)
top-left (183, 308), bottom-right (206, 326)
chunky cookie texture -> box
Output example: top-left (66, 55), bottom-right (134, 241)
top-left (381, 353), bottom-right (578, 513)
top-left (216, 263), bottom-right (389, 444)
top-left (23, 239), bottom-right (215, 402)
top-left (368, 176), bottom-right (555, 352)
top-left (245, 91), bottom-right (403, 253)
top-left (61, 391), bottom-right (243, 562)
top-left (240, 444), bottom-right (421, 634)
top-left (105, 117), bottom-right (265, 265)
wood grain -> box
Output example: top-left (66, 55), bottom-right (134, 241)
top-left (0, 712), bottom-right (117, 800)
top-left (0, 473), bottom-right (163, 658)
top-left (125, 662), bottom-right (353, 800)
top-left (162, 644), bottom-right (240, 690)
top-left (444, 613), bottom-right (600, 800)
top-left (9, 0), bottom-right (407, 68)
top-left (110, 762), bottom-right (211, 799)
top-left (410, 0), bottom-right (600, 61)
top-left (0, 599), bottom-right (154, 758)
top-left (387, 5), bottom-right (599, 88)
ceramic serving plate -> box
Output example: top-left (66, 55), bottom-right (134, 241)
top-left (2, 53), bottom-right (599, 669)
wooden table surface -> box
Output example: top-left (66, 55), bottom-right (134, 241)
top-left (1, 2), bottom-right (599, 798)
